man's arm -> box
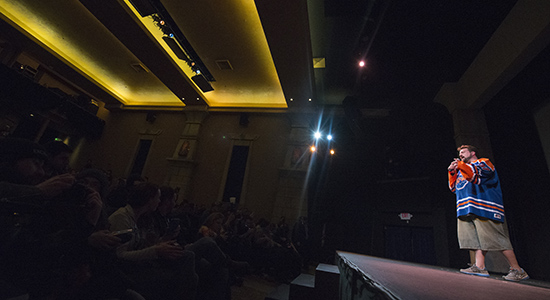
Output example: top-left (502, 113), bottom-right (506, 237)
top-left (447, 159), bottom-right (459, 192)
top-left (456, 158), bottom-right (496, 185)
top-left (109, 209), bottom-right (159, 261)
top-left (455, 161), bottom-right (479, 183)
top-left (0, 182), bottom-right (44, 202)
top-left (448, 171), bottom-right (458, 192)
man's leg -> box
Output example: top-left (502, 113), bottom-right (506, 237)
top-left (501, 249), bottom-right (529, 281)
top-left (474, 249), bottom-right (487, 269)
top-left (458, 218), bottom-right (489, 276)
top-left (185, 237), bottom-right (226, 266)
top-left (457, 217), bottom-right (484, 269)
top-left (501, 249), bottom-right (521, 270)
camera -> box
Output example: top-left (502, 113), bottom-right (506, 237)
top-left (112, 229), bottom-right (134, 243)
top-left (168, 218), bottom-right (180, 231)
top-left (56, 183), bottom-right (89, 204)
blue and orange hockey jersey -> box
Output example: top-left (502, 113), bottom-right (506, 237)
top-left (448, 158), bottom-right (505, 222)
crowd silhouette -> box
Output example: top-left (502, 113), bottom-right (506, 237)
top-left (0, 137), bottom-right (307, 300)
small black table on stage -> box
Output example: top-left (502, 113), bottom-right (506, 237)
top-left (336, 251), bottom-right (550, 300)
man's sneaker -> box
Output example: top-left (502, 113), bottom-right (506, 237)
top-left (503, 268), bottom-right (529, 281)
top-left (460, 265), bottom-right (490, 277)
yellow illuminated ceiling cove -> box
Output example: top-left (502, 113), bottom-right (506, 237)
top-left (0, 0), bottom-right (184, 107)
top-left (139, 0), bottom-right (287, 108)
top-left (0, 0), bottom-right (288, 109)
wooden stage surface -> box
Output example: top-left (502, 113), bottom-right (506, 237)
top-left (337, 251), bottom-right (550, 300)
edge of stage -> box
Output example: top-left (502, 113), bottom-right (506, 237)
top-left (336, 251), bottom-right (550, 300)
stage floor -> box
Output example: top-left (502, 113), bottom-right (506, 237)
top-left (337, 251), bottom-right (550, 300)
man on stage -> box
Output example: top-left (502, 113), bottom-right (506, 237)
top-left (448, 145), bottom-right (528, 281)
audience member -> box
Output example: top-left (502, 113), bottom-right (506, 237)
top-left (1, 137), bottom-right (307, 299)
top-left (75, 168), bottom-right (144, 299)
top-left (0, 138), bottom-right (102, 299)
top-left (105, 173), bottom-right (145, 216)
top-left (199, 212), bottom-right (225, 239)
top-left (240, 217), bottom-right (301, 282)
top-left (108, 182), bottom-right (198, 300)
top-left (42, 140), bottom-right (73, 178)
top-left (142, 187), bottom-right (250, 300)
top-left (293, 216), bottom-right (312, 269)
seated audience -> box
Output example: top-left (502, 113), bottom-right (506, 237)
top-left (141, 187), bottom-right (250, 300)
top-left (199, 212), bottom-right (225, 240)
top-left (241, 218), bottom-right (301, 282)
top-left (293, 216), bottom-right (312, 269)
top-left (42, 140), bottom-right (73, 178)
top-left (109, 182), bottom-right (198, 300)
top-left (76, 168), bottom-right (144, 299)
top-left (105, 173), bottom-right (145, 216)
top-left (0, 138), bottom-right (103, 299)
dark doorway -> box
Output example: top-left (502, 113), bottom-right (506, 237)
top-left (384, 225), bottom-right (437, 265)
top-left (130, 139), bottom-right (152, 176)
top-left (222, 145), bottom-right (249, 204)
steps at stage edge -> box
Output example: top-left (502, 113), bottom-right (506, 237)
top-left (264, 263), bottom-right (340, 300)
top-left (265, 283), bottom-right (290, 300)
top-left (289, 273), bottom-right (315, 300)
top-left (314, 263), bottom-right (340, 300)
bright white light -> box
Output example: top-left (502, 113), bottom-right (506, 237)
top-left (327, 134), bottom-right (333, 140)
top-left (314, 131), bottom-right (322, 139)
top-left (359, 60), bottom-right (366, 67)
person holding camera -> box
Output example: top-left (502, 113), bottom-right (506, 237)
top-left (109, 182), bottom-right (198, 300)
top-left (75, 168), bottom-right (146, 300)
top-left (0, 138), bottom-right (104, 299)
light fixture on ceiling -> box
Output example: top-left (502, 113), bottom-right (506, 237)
top-left (128, 1), bottom-right (216, 92)
top-left (147, 8), bottom-right (215, 82)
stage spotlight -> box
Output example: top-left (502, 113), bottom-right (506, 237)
top-left (314, 131), bottom-right (322, 139)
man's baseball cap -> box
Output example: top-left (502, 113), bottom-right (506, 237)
top-left (0, 137), bottom-right (49, 162)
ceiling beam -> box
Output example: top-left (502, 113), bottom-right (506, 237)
top-left (255, 0), bottom-right (315, 108)
top-left (79, 0), bottom-right (206, 106)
